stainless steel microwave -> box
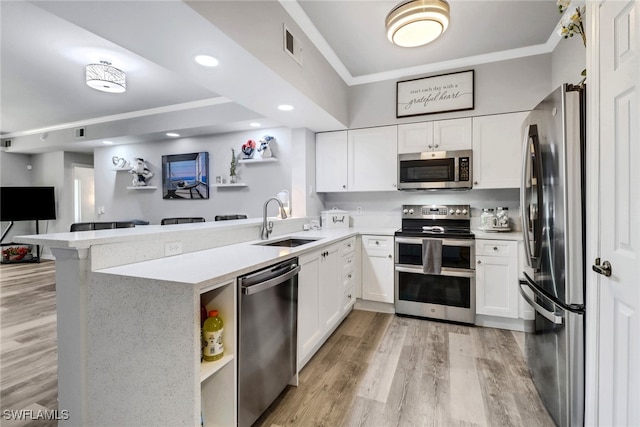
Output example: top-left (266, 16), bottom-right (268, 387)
top-left (398, 149), bottom-right (473, 190)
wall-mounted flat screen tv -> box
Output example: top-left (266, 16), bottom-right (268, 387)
top-left (0, 187), bottom-right (56, 221)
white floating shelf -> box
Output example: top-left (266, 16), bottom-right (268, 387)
top-left (126, 186), bottom-right (158, 190)
top-left (200, 354), bottom-right (234, 383)
top-left (237, 158), bottom-right (277, 164)
top-left (112, 167), bottom-right (131, 172)
top-left (211, 183), bottom-right (247, 188)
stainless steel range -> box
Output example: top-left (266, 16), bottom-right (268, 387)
top-left (394, 204), bottom-right (476, 324)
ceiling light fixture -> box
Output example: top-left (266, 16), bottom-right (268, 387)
top-left (385, 0), bottom-right (450, 48)
top-left (166, 132), bottom-right (180, 137)
top-left (86, 60), bottom-right (126, 93)
top-left (194, 55), bottom-right (219, 67)
top-left (102, 140), bottom-right (114, 145)
top-left (277, 104), bottom-right (294, 111)
top-left (249, 122), bottom-right (261, 127)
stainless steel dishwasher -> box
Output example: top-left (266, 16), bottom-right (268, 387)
top-left (238, 258), bottom-right (299, 427)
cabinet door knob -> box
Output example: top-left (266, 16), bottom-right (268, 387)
top-left (434, 144), bottom-right (439, 148)
top-left (477, 260), bottom-right (482, 265)
top-left (388, 254), bottom-right (392, 259)
top-left (348, 273), bottom-right (352, 279)
top-left (428, 144), bottom-right (433, 149)
top-left (375, 241), bottom-right (380, 245)
top-left (348, 294), bottom-right (352, 299)
top-left (493, 247), bottom-right (498, 251)
top-left (342, 185), bottom-right (347, 189)
top-left (474, 181), bottom-right (479, 185)
top-left (392, 183), bottom-right (397, 188)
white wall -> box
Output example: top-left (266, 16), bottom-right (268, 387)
top-left (551, 33), bottom-right (587, 90)
top-left (348, 54), bottom-right (552, 130)
top-left (94, 127), bottom-right (294, 225)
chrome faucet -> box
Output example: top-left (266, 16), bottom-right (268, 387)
top-left (261, 197), bottom-right (288, 240)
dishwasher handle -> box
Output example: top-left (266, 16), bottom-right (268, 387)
top-left (240, 264), bottom-right (300, 296)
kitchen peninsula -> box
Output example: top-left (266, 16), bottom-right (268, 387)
top-left (15, 218), bottom-right (396, 426)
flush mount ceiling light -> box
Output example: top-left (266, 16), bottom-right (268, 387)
top-left (86, 60), bottom-right (126, 93)
top-left (277, 104), bottom-right (294, 111)
top-left (385, 0), bottom-right (450, 48)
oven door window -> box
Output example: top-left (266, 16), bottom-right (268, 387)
top-left (397, 242), bottom-right (472, 270)
top-left (397, 271), bottom-right (471, 308)
top-left (399, 158), bottom-right (455, 183)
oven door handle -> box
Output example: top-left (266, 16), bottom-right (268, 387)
top-left (395, 265), bottom-right (475, 278)
top-left (395, 237), bottom-right (475, 247)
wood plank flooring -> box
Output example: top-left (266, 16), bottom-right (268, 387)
top-left (1, 260), bottom-right (58, 427)
top-left (257, 310), bottom-right (556, 427)
top-left (1, 262), bottom-right (554, 427)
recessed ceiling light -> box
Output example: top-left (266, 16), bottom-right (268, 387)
top-left (249, 122), bottom-right (261, 127)
top-left (102, 140), bottom-right (114, 145)
top-left (166, 132), bottom-right (180, 137)
top-left (278, 104), bottom-right (294, 111)
top-left (194, 55), bottom-right (219, 67)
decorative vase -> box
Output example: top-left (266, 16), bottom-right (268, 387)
top-left (229, 175), bottom-right (237, 184)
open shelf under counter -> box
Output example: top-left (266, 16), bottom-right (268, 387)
top-left (237, 157), bottom-right (277, 164)
top-left (200, 354), bottom-right (234, 383)
top-left (126, 186), bottom-right (158, 190)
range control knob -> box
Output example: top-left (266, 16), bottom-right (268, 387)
top-left (449, 209), bottom-right (455, 215)
top-left (462, 209), bottom-right (468, 215)
top-left (403, 209), bottom-right (409, 214)
top-left (408, 209), bottom-right (415, 215)
top-left (455, 209), bottom-right (462, 215)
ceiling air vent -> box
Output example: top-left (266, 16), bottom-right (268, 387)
top-left (283, 24), bottom-right (303, 66)
top-left (75, 127), bottom-right (86, 138)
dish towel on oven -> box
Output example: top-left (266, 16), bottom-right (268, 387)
top-left (422, 239), bottom-right (442, 274)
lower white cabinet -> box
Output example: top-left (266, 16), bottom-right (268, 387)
top-left (475, 239), bottom-right (519, 318)
top-left (361, 235), bottom-right (394, 303)
top-left (298, 237), bottom-right (356, 369)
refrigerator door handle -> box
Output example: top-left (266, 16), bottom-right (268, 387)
top-left (519, 279), bottom-right (564, 325)
top-left (520, 126), bottom-right (533, 267)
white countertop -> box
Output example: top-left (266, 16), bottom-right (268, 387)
top-left (96, 227), bottom-right (397, 290)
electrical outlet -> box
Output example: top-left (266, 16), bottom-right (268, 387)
top-left (356, 207), bottom-right (362, 214)
top-left (165, 241), bottom-right (182, 256)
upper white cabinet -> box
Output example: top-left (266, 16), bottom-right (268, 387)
top-left (316, 130), bottom-right (348, 192)
top-left (347, 126), bottom-right (398, 192)
top-left (398, 118), bottom-right (472, 154)
top-left (472, 112), bottom-right (529, 189)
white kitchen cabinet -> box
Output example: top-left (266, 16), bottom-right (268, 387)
top-left (397, 122), bottom-right (434, 153)
top-left (319, 243), bottom-right (342, 330)
top-left (297, 251), bottom-right (323, 367)
top-left (433, 118), bottom-right (472, 151)
top-left (298, 237), bottom-right (355, 369)
top-left (472, 111), bottom-right (529, 189)
top-left (475, 239), bottom-right (519, 318)
top-left (347, 126), bottom-right (398, 191)
top-left (398, 118), bottom-right (472, 153)
top-left (361, 235), bottom-right (394, 303)
top-left (316, 130), bottom-right (348, 192)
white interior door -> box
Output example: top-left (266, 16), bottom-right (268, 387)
top-left (73, 165), bottom-right (95, 223)
top-left (591, 1), bottom-right (640, 425)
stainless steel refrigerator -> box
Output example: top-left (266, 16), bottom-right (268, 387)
top-left (519, 83), bottom-right (586, 427)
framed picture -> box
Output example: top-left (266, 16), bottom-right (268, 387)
top-left (396, 70), bottom-right (474, 118)
top-left (161, 152), bottom-right (209, 199)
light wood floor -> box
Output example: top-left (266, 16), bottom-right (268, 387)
top-left (257, 310), bottom-right (555, 427)
top-left (1, 260), bottom-right (58, 427)
top-left (1, 261), bottom-right (554, 427)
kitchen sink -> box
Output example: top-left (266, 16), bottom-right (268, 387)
top-left (254, 237), bottom-right (320, 247)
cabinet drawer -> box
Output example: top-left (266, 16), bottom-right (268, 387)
top-left (342, 267), bottom-right (356, 289)
top-left (476, 240), bottom-right (516, 256)
top-left (340, 237), bottom-right (356, 256)
top-left (342, 252), bottom-right (356, 270)
top-left (343, 286), bottom-right (356, 312)
top-left (362, 235), bottom-right (392, 253)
